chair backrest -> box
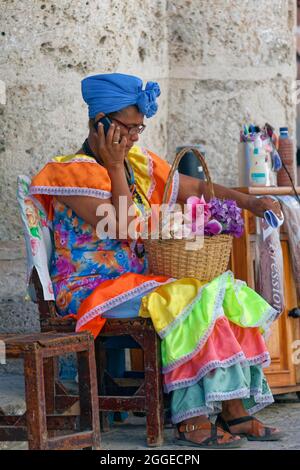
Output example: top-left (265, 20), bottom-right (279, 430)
top-left (17, 175), bottom-right (58, 323)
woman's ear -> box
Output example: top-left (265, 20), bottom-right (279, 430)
top-left (94, 111), bottom-right (105, 122)
top-left (89, 112), bottom-right (105, 131)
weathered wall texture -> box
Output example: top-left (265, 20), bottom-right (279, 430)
top-left (0, 0), bottom-right (296, 340)
top-left (0, 0), bottom-right (169, 340)
top-left (167, 0), bottom-right (297, 185)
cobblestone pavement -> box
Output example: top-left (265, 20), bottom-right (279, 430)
top-left (0, 375), bottom-right (299, 450)
top-left (100, 399), bottom-right (300, 450)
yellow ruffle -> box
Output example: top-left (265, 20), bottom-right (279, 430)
top-left (139, 278), bottom-right (207, 334)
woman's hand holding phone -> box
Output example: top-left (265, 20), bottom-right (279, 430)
top-left (94, 113), bottom-right (127, 170)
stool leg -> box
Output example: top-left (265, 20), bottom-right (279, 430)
top-left (77, 341), bottom-right (101, 450)
top-left (24, 348), bottom-right (48, 450)
top-left (143, 330), bottom-right (164, 447)
top-left (44, 357), bottom-right (56, 414)
top-left (95, 339), bottom-right (110, 432)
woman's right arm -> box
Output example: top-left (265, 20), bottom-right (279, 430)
top-left (56, 121), bottom-right (137, 239)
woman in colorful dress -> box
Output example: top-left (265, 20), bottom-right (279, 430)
top-left (30, 73), bottom-right (283, 448)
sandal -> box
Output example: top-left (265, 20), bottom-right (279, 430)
top-left (175, 421), bottom-right (244, 449)
top-left (215, 414), bottom-right (283, 441)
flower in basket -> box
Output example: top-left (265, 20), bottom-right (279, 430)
top-left (185, 196), bottom-right (216, 235)
top-left (186, 196), bottom-right (244, 237)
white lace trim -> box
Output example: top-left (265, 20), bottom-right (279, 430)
top-left (247, 398), bottom-right (274, 416)
top-left (75, 278), bottom-right (174, 330)
top-left (164, 352), bottom-right (246, 393)
top-left (142, 148), bottom-right (156, 202)
top-left (205, 386), bottom-right (274, 405)
top-left (164, 351), bottom-right (271, 393)
top-left (205, 387), bottom-right (252, 403)
top-left (250, 387), bottom-right (274, 402)
top-left (169, 170), bottom-right (180, 208)
top-left (49, 156), bottom-right (97, 164)
top-left (243, 352), bottom-right (271, 369)
top-left (162, 272), bottom-right (231, 373)
top-left (260, 306), bottom-right (279, 338)
top-left (172, 407), bottom-right (210, 424)
top-left (141, 149), bottom-right (179, 207)
top-left (30, 185), bottom-right (112, 199)
top-left (233, 278), bottom-right (247, 297)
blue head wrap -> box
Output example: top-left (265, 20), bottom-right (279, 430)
top-left (81, 73), bottom-right (160, 119)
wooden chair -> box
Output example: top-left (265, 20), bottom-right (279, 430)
top-left (33, 268), bottom-right (164, 447)
top-left (0, 331), bottom-right (100, 450)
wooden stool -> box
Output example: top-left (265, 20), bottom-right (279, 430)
top-left (30, 268), bottom-right (164, 447)
top-left (0, 332), bottom-right (101, 450)
top-left (97, 317), bottom-right (164, 447)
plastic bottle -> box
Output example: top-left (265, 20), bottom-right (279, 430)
top-left (249, 146), bottom-right (267, 186)
top-left (277, 127), bottom-right (296, 186)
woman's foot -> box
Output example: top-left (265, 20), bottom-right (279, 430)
top-left (175, 416), bottom-right (244, 448)
top-left (216, 413), bottom-right (282, 441)
top-left (219, 398), bottom-right (282, 441)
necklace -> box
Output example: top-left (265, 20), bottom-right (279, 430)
top-left (82, 138), bottom-right (98, 159)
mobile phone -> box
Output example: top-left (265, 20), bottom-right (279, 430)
top-left (94, 116), bottom-right (112, 136)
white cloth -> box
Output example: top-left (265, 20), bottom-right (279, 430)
top-left (17, 175), bottom-right (54, 301)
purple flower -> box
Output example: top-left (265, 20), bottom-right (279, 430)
top-left (56, 257), bottom-right (76, 276)
top-left (59, 230), bottom-right (69, 247)
top-left (76, 233), bottom-right (93, 245)
top-left (204, 219), bottom-right (223, 235)
top-left (198, 197), bottom-right (244, 238)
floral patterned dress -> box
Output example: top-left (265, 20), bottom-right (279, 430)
top-left (50, 199), bottom-right (147, 316)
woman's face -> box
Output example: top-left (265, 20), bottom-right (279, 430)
top-left (95, 106), bottom-right (145, 151)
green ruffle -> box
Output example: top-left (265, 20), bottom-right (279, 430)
top-left (170, 364), bottom-right (274, 424)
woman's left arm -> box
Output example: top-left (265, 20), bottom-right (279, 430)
top-left (177, 173), bottom-right (283, 219)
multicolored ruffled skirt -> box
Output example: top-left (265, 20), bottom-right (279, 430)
top-left (72, 270), bottom-right (277, 424)
top-left (138, 271), bottom-right (276, 423)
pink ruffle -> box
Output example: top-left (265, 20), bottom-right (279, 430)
top-left (163, 316), bottom-right (269, 392)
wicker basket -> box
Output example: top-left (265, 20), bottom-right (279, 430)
top-left (143, 147), bottom-right (233, 281)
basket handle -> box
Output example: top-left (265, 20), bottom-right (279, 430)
top-left (162, 147), bottom-right (215, 205)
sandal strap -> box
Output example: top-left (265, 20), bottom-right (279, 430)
top-left (215, 413), bottom-right (231, 433)
top-left (177, 422), bottom-right (212, 433)
top-left (177, 422), bottom-right (230, 446)
top-left (225, 415), bottom-right (254, 427)
top-left (201, 424), bottom-right (221, 445)
top-left (216, 415), bottom-right (276, 439)
top-left (251, 418), bottom-right (273, 437)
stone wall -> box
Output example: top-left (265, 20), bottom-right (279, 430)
top-left (0, 0), bottom-right (296, 341)
top-left (167, 0), bottom-right (297, 185)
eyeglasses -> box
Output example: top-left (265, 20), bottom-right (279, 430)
top-left (108, 116), bottom-right (146, 135)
